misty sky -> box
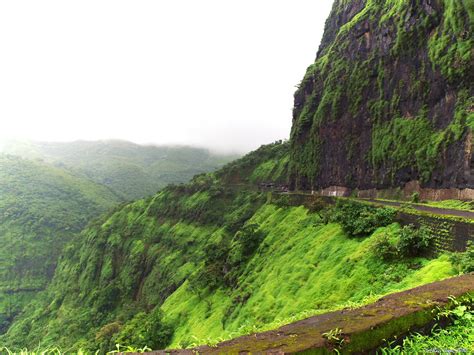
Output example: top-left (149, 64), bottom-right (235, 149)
top-left (0, 0), bottom-right (333, 153)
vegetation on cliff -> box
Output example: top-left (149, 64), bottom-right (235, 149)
top-left (381, 295), bottom-right (474, 354)
top-left (1, 0), bottom-right (473, 352)
top-left (289, 0), bottom-right (473, 190)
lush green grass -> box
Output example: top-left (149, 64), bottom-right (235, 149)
top-left (0, 142), bottom-right (465, 353)
top-left (0, 170), bottom-right (267, 351)
top-left (2, 184), bottom-right (456, 352)
top-left (0, 346), bottom-right (150, 354)
top-left (217, 140), bottom-right (289, 185)
top-left (379, 298), bottom-right (474, 354)
top-left (8, 301), bottom-right (473, 354)
top-left (161, 205), bottom-right (455, 348)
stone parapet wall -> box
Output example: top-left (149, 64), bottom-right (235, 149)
top-left (357, 181), bottom-right (474, 201)
top-left (316, 181), bottom-right (474, 201)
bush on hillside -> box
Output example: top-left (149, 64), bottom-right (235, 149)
top-left (112, 308), bottom-right (173, 350)
top-left (95, 321), bottom-right (123, 352)
top-left (190, 223), bottom-right (265, 291)
top-left (332, 200), bottom-right (395, 237)
top-left (372, 233), bottom-right (399, 260)
top-left (411, 192), bottom-right (420, 203)
top-left (0, 313), bottom-right (13, 335)
top-left (397, 224), bottom-right (434, 257)
top-left (372, 224), bottom-right (434, 260)
top-left (228, 223), bottom-right (265, 265)
top-left (189, 238), bottom-right (231, 292)
top-left (450, 241), bottom-right (474, 274)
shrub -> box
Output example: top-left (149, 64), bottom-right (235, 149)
top-left (93, 281), bottom-right (121, 313)
top-left (228, 223), bottom-right (265, 264)
top-left (397, 224), bottom-right (434, 257)
top-left (372, 233), bottom-right (399, 260)
top-left (0, 313), bottom-right (13, 334)
top-left (96, 321), bottom-right (122, 341)
top-left (411, 192), bottom-right (420, 203)
top-left (450, 241), bottom-right (474, 274)
top-left (191, 223), bottom-right (265, 291)
top-left (372, 225), bottom-right (435, 260)
top-left (113, 308), bottom-right (173, 350)
top-left (95, 321), bottom-right (123, 352)
top-left (189, 238), bottom-right (231, 291)
top-left (332, 200), bottom-right (395, 237)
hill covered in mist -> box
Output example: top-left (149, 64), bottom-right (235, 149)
top-left (2, 140), bottom-right (240, 200)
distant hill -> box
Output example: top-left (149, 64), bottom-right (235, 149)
top-left (0, 154), bottom-right (121, 333)
top-left (1, 140), bottom-right (240, 200)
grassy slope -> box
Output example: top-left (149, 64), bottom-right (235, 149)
top-left (0, 154), bottom-right (121, 332)
top-left (1, 140), bottom-right (239, 200)
top-left (161, 205), bottom-right (454, 348)
top-left (0, 143), bottom-right (459, 352)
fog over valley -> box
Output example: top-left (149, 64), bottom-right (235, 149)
top-left (0, 0), bottom-right (333, 153)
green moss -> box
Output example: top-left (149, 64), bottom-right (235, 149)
top-left (428, 0), bottom-right (473, 83)
top-left (290, 0), bottom-right (472, 189)
top-left (424, 200), bottom-right (473, 212)
top-left (371, 113), bottom-right (444, 182)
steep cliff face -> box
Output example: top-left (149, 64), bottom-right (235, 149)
top-left (289, 0), bottom-right (474, 192)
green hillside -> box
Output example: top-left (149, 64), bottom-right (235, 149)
top-left (0, 142), bottom-right (462, 352)
top-left (0, 154), bottom-right (121, 334)
top-left (1, 140), bottom-right (239, 200)
top-left (1, 0), bottom-right (473, 352)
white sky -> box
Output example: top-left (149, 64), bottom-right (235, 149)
top-left (0, 0), bottom-right (333, 153)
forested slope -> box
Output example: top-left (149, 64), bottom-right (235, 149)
top-left (0, 155), bottom-right (121, 333)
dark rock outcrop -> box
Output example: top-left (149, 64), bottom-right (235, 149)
top-left (289, 0), bottom-right (474, 192)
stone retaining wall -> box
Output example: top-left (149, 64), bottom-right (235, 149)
top-left (396, 212), bottom-right (474, 252)
top-left (318, 181), bottom-right (474, 201)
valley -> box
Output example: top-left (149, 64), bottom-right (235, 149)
top-left (1, 140), bottom-right (239, 201)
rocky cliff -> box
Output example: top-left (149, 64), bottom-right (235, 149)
top-left (289, 0), bottom-right (474, 192)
